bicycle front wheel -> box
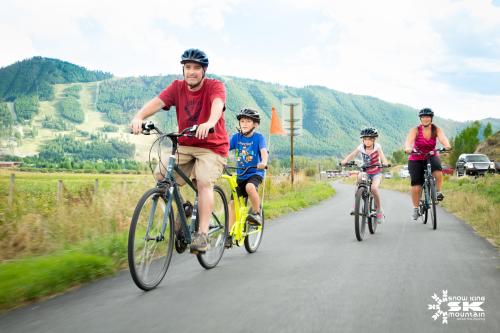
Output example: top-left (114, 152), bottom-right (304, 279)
top-left (197, 185), bottom-right (228, 269)
top-left (354, 187), bottom-right (368, 241)
top-left (245, 208), bottom-right (265, 253)
top-left (367, 196), bottom-right (377, 234)
top-left (419, 186), bottom-right (429, 224)
top-left (429, 178), bottom-right (437, 230)
top-left (128, 188), bottom-right (174, 291)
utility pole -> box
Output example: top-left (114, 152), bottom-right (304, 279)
top-left (284, 101), bottom-right (300, 186)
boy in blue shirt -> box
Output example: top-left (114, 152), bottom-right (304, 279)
top-left (229, 108), bottom-right (268, 228)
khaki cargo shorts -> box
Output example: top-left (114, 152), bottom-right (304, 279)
top-left (156, 146), bottom-right (226, 187)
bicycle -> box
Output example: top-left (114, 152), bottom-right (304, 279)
top-left (222, 166), bottom-right (265, 253)
top-left (128, 121), bottom-right (228, 291)
top-left (341, 161), bottom-right (390, 241)
top-left (410, 147), bottom-right (450, 230)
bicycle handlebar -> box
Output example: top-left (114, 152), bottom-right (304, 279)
top-left (339, 161), bottom-right (391, 169)
top-left (407, 147), bottom-right (452, 156)
top-left (224, 165), bottom-right (268, 176)
top-left (140, 121), bottom-right (214, 137)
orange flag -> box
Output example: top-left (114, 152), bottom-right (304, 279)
top-left (270, 107), bottom-right (285, 135)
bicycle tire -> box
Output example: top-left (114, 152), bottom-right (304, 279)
top-left (244, 208), bottom-right (264, 253)
top-left (197, 185), bottom-right (229, 269)
top-left (128, 187), bottom-right (174, 291)
top-left (368, 195), bottom-right (377, 234)
top-left (429, 178), bottom-right (437, 230)
top-left (420, 185), bottom-right (429, 224)
top-left (354, 187), bottom-right (368, 241)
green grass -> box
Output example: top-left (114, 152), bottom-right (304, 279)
top-left (381, 175), bottom-right (500, 248)
top-left (0, 175), bottom-right (334, 311)
top-left (264, 182), bottom-right (335, 219)
top-left (0, 252), bottom-right (113, 310)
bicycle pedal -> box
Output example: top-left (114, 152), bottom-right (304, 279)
top-left (189, 248), bottom-right (206, 255)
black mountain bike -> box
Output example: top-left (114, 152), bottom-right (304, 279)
top-left (128, 121), bottom-right (228, 291)
top-left (342, 161), bottom-right (390, 241)
top-left (410, 148), bottom-right (449, 230)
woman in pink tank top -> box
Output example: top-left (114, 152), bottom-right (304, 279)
top-left (404, 108), bottom-right (452, 220)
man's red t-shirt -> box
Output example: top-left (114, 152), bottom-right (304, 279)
top-left (158, 78), bottom-right (229, 157)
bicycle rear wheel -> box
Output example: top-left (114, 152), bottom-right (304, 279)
top-left (128, 188), bottom-right (174, 291)
top-left (244, 208), bottom-right (264, 253)
top-left (197, 185), bottom-right (228, 269)
top-left (367, 196), bottom-right (377, 234)
top-left (354, 187), bottom-right (368, 241)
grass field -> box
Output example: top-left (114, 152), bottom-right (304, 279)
top-left (0, 170), bottom-right (334, 311)
top-left (380, 174), bottom-right (500, 248)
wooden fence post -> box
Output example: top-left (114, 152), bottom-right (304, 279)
top-left (94, 178), bottom-right (99, 195)
top-left (8, 173), bottom-right (15, 207)
top-left (57, 180), bottom-right (63, 203)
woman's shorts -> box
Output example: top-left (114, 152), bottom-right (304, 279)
top-left (408, 156), bottom-right (442, 186)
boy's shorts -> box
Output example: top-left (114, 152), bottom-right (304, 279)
top-left (236, 174), bottom-right (263, 198)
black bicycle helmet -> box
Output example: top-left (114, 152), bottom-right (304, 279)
top-left (237, 108), bottom-right (260, 124)
top-left (360, 127), bottom-right (378, 138)
top-left (419, 108), bottom-right (434, 118)
top-left (180, 48), bottom-right (209, 67)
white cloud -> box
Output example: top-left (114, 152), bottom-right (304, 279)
top-left (1, 0), bottom-right (499, 120)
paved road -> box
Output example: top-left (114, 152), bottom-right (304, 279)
top-left (1, 183), bottom-right (499, 333)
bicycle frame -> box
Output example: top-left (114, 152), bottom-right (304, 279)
top-left (145, 124), bottom-right (224, 245)
top-left (222, 168), bottom-right (263, 245)
top-left (421, 158), bottom-right (434, 210)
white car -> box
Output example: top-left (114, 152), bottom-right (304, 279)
top-left (399, 166), bottom-right (410, 178)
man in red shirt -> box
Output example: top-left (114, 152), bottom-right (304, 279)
top-left (131, 48), bottom-right (228, 253)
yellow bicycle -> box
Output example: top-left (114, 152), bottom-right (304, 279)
top-left (222, 166), bottom-right (265, 253)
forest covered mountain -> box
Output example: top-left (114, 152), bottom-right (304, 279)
top-left (0, 57), bottom-right (112, 101)
top-left (0, 57), bottom-right (498, 162)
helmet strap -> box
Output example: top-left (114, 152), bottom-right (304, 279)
top-left (238, 125), bottom-right (256, 136)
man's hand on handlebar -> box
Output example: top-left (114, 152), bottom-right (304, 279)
top-left (195, 122), bottom-right (215, 139)
top-left (130, 117), bottom-right (144, 135)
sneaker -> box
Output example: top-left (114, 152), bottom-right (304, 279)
top-left (190, 233), bottom-right (209, 253)
top-left (224, 235), bottom-right (233, 248)
top-left (436, 192), bottom-right (444, 201)
top-left (376, 211), bottom-right (384, 224)
top-left (247, 211), bottom-right (262, 226)
top-left (412, 207), bottom-right (420, 221)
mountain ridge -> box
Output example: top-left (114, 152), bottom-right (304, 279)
top-left (1, 57), bottom-right (498, 160)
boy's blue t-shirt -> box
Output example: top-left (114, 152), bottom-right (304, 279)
top-left (229, 132), bottom-right (267, 180)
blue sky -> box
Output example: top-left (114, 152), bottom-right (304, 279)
top-left (1, 0), bottom-right (500, 121)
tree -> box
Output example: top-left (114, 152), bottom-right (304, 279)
top-left (392, 149), bottom-right (406, 165)
top-left (449, 121), bottom-right (481, 166)
top-left (0, 103), bottom-right (14, 136)
top-left (483, 122), bottom-right (493, 139)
